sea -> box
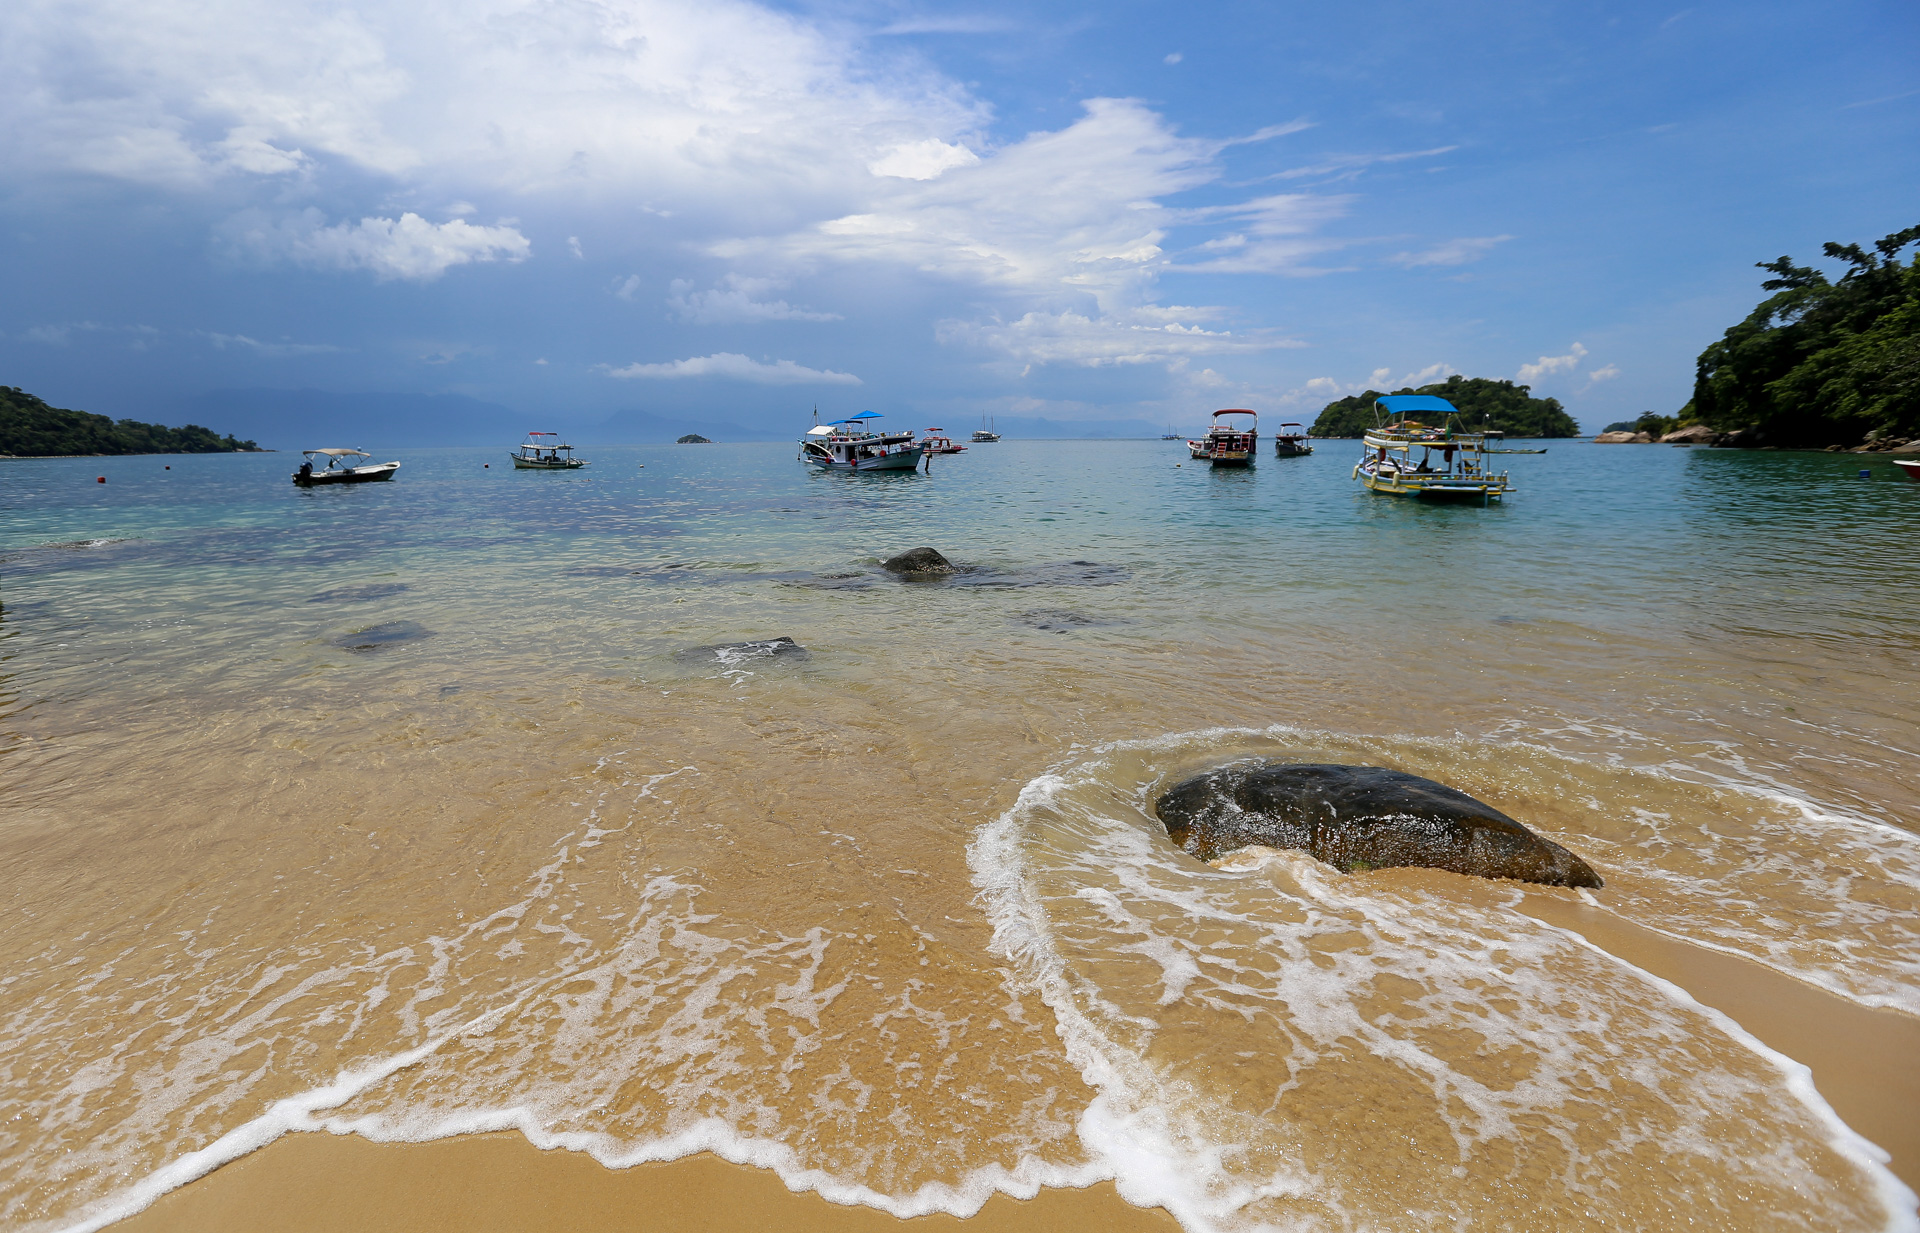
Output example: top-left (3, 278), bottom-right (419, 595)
top-left (4, 438), bottom-right (1918, 1232)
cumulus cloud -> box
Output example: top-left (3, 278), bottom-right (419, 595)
top-left (1517, 342), bottom-right (1589, 382)
top-left (1388, 235), bottom-right (1513, 268)
top-left (0, 0), bottom-right (986, 208)
top-left (221, 209), bottom-right (531, 281)
top-left (869, 139), bottom-right (979, 180)
top-left (667, 275), bottom-right (841, 323)
top-left (1579, 363), bottom-right (1621, 392)
top-left (601, 353), bottom-right (861, 383)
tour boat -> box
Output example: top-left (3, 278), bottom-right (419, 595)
top-left (922, 430), bottom-right (967, 454)
top-left (1895, 458), bottom-right (1920, 483)
top-left (1196, 409), bottom-right (1258, 466)
top-left (510, 432), bottom-right (586, 469)
top-left (799, 413), bottom-right (928, 472)
top-left (1272, 423), bottom-right (1313, 456)
top-left (971, 415), bottom-right (1001, 443)
top-left (292, 449), bottom-right (400, 486)
top-left (1353, 395), bottom-right (1513, 503)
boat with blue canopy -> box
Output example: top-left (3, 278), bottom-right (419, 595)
top-left (798, 412), bottom-right (929, 472)
top-left (1353, 394), bottom-right (1513, 503)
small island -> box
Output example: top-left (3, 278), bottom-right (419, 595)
top-left (676, 433), bottom-right (712, 444)
top-left (1310, 375), bottom-right (1579, 438)
top-left (2, 386), bottom-right (260, 456)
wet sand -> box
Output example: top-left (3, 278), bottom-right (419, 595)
top-left (110, 916), bottom-right (1918, 1233)
top-left (115, 1134), bottom-right (1177, 1233)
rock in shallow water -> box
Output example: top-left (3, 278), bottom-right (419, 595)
top-left (1155, 763), bottom-right (1602, 887)
top-left (881, 547), bottom-right (955, 574)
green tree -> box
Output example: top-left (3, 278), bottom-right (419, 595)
top-left (1309, 375), bottom-right (1578, 438)
top-left (0, 386), bottom-right (259, 456)
top-left (1688, 223), bottom-right (1920, 446)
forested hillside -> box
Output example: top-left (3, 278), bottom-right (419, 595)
top-left (1, 387), bottom-right (259, 455)
top-left (1683, 224), bottom-right (1917, 447)
top-left (1311, 375), bottom-right (1579, 438)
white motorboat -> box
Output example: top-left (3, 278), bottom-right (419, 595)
top-left (510, 432), bottom-right (586, 469)
top-left (292, 449), bottom-right (400, 486)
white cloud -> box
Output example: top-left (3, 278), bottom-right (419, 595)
top-left (568, 236), bottom-right (584, 259)
top-left (1579, 363), bottom-right (1621, 392)
top-left (869, 139), bottom-right (979, 180)
top-left (1263, 146), bottom-right (1458, 183)
top-left (667, 275), bottom-right (841, 323)
top-left (1517, 342), bottom-right (1589, 382)
top-left (613, 275), bottom-right (644, 300)
top-left (936, 310), bottom-right (1301, 369)
top-left (601, 353), bottom-right (861, 384)
top-left (1164, 52), bottom-right (1183, 65)
top-left (221, 209), bottom-right (531, 281)
top-left (0, 0), bottom-right (987, 208)
top-left (1388, 235), bottom-right (1513, 267)
top-left (206, 332), bottom-right (343, 356)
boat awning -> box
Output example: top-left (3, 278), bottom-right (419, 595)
top-left (1212, 408), bottom-right (1256, 418)
top-left (805, 425), bottom-right (834, 436)
top-left (845, 411), bottom-right (883, 420)
top-left (306, 448), bottom-right (369, 457)
top-left (1376, 394), bottom-right (1458, 416)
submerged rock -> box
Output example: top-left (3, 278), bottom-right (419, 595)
top-left (678, 636), bottom-right (808, 663)
top-left (882, 546), bottom-right (955, 574)
top-left (332, 620), bottom-right (433, 651)
top-left (1155, 763), bottom-right (1602, 887)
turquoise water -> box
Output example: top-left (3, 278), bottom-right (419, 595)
top-left (4, 439), bottom-right (1919, 1233)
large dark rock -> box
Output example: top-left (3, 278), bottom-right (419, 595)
top-left (882, 547), bottom-right (955, 574)
top-left (1155, 763), bottom-right (1602, 887)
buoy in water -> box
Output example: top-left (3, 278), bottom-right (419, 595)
top-left (484, 463), bottom-right (489, 468)
top-left (164, 465), bottom-right (170, 470)
top-left (96, 476), bottom-right (106, 483)
top-left (1860, 469), bottom-right (1871, 478)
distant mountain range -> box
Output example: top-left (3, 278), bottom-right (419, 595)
top-left (162, 390), bottom-right (1177, 448)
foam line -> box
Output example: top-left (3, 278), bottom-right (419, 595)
top-left (47, 1002), bottom-right (520, 1233)
top-left (1539, 921), bottom-right (1920, 1232)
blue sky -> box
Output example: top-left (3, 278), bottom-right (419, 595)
top-left (3, 0), bottom-right (1916, 438)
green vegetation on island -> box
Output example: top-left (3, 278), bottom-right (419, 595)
top-left (1679, 223), bottom-right (1918, 448)
top-left (1, 386), bottom-right (259, 456)
top-left (1310, 375), bottom-right (1579, 438)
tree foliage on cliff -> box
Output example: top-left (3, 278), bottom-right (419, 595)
top-left (0, 387), bottom-right (258, 456)
top-left (1687, 224), bottom-right (1919, 445)
top-left (1310, 375), bottom-right (1579, 438)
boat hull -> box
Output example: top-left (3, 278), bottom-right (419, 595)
top-left (292, 463), bottom-right (400, 486)
top-left (1273, 440), bottom-right (1313, 456)
top-left (799, 447), bottom-right (926, 472)
top-left (510, 455), bottom-right (586, 469)
top-left (1895, 458), bottom-right (1920, 483)
top-left (1357, 467), bottom-right (1508, 502)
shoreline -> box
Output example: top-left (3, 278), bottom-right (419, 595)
top-left (99, 898), bottom-right (1918, 1233)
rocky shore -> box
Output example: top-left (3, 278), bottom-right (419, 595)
top-left (1594, 425), bottom-right (1920, 452)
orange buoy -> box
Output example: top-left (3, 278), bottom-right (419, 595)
top-left (165, 465), bottom-right (170, 470)
top-left (97, 476), bottom-right (106, 483)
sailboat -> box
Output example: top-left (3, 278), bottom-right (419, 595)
top-left (971, 414), bottom-right (1000, 443)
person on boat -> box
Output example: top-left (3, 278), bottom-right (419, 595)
top-left (298, 461), bottom-right (313, 479)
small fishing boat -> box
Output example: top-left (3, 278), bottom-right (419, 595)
top-left (1895, 458), bottom-right (1920, 483)
top-left (799, 412), bottom-right (929, 472)
top-left (1196, 409), bottom-right (1258, 466)
top-left (922, 430), bottom-right (967, 454)
top-left (1272, 423), bottom-right (1313, 456)
top-left (510, 432), bottom-right (586, 469)
top-left (1353, 395), bottom-right (1512, 503)
top-left (292, 448), bottom-right (400, 486)
top-left (971, 415), bottom-right (1001, 443)
top-left (1160, 426), bottom-right (1184, 440)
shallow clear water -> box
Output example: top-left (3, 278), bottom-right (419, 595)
top-left (4, 441), bottom-right (1918, 1231)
